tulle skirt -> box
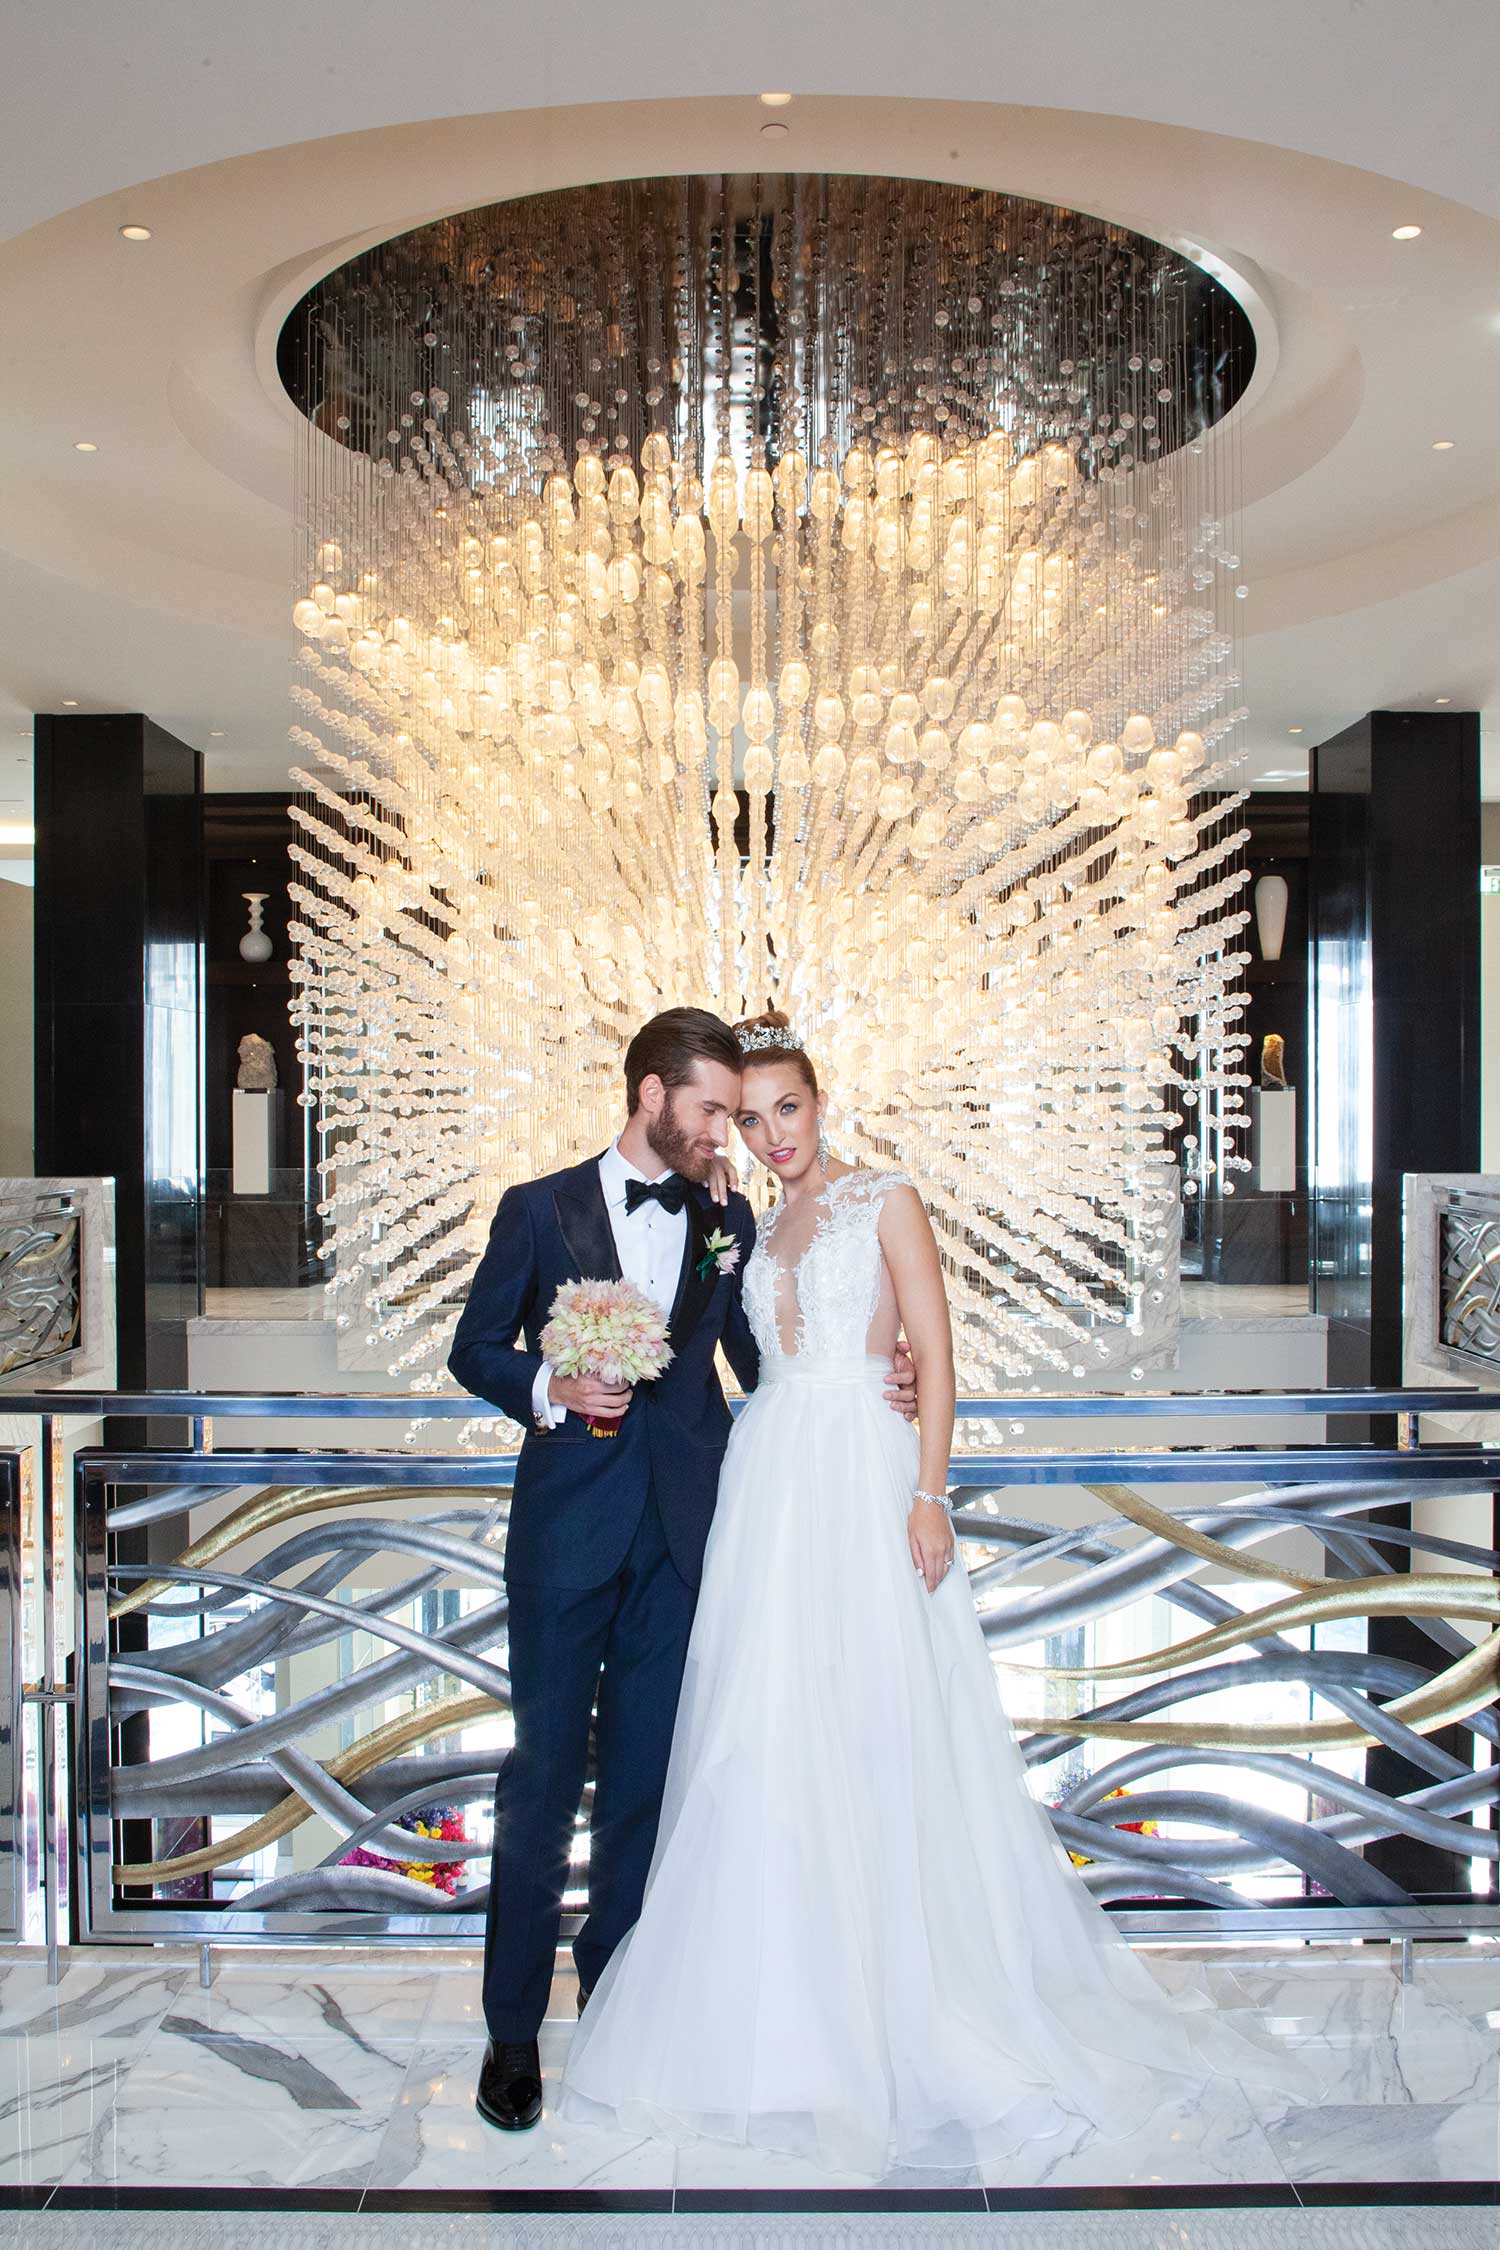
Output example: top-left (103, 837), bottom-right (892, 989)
top-left (558, 1354), bottom-right (1312, 2175)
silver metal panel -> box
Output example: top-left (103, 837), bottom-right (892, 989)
top-left (66, 1416), bottom-right (1500, 1948)
top-left (1439, 1190), bottom-right (1500, 1375)
top-left (0, 1192), bottom-right (82, 1383)
top-left (0, 1453), bottom-right (22, 1939)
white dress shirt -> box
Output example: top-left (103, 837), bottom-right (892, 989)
top-left (531, 1139), bottom-right (689, 1428)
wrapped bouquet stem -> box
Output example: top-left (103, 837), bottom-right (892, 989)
top-left (540, 1278), bottom-right (675, 1437)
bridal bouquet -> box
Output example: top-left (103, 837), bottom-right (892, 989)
top-left (540, 1277), bottom-right (674, 1437)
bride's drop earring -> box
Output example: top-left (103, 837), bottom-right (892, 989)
top-left (818, 1123), bottom-right (833, 1169)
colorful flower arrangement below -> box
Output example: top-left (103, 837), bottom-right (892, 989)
top-left (1064, 1786), bottom-right (1159, 1867)
top-left (342, 1804), bottom-right (470, 1897)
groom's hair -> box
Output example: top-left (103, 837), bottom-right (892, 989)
top-left (624, 1008), bottom-right (744, 1113)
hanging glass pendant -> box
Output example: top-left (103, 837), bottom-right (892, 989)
top-left (281, 174), bottom-right (1255, 1392)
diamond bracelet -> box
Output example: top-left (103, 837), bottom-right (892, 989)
top-left (913, 1488), bottom-right (954, 1512)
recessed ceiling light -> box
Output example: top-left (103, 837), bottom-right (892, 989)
top-left (1392, 224), bottom-right (1423, 241)
top-left (209, 729), bottom-right (225, 738)
top-left (72, 440), bottom-right (97, 453)
top-left (760, 120), bottom-right (790, 139)
top-left (61, 699), bottom-right (78, 708)
top-left (1432, 438), bottom-right (1456, 450)
top-left (1436, 696), bottom-right (1452, 705)
top-left (118, 223), bottom-right (152, 242)
top-left (759, 91), bottom-right (793, 107)
top-left (1288, 727), bottom-right (1304, 735)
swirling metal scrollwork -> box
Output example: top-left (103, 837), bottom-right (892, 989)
top-left (1440, 1199), bottom-right (1500, 1369)
top-left (86, 1457), bottom-right (1500, 1925)
top-left (0, 1192), bottom-right (81, 1379)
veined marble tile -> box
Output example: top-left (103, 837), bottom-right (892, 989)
top-left (65, 2010), bottom-right (411, 2190)
top-left (1274, 2031), bottom-right (1499, 2110)
top-left (367, 2036), bottom-right (674, 2192)
top-left (1257, 2095), bottom-right (1500, 2184)
top-left (154, 1966), bottom-right (436, 2056)
top-left (985, 2078), bottom-right (1289, 2189)
top-left (0, 1959), bottom-right (186, 2042)
top-left (1210, 1963), bottom-right (1402, 2038)
top-left (672, 2130), bottom-right (981, 2192)
top-left (415, 1961), bottom-right (578, 2040)
top-left (1408, 1956), bottom-right (1500, 2019)
top-left (0, 2033), bottom-right (137, 2186)
top-left (1226, 1973), bottom-right (1500, 2106)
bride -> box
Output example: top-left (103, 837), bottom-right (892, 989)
top-left (559, 1012), bottom-right (1309, 2175)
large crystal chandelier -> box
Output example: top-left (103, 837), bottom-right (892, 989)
top-left (283, 175), bottom-right (1253, 1390)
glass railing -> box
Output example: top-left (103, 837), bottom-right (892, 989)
top-left (1, 1388), bottom-right (1496, 1974)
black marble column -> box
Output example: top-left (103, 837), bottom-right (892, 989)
top-left (1309, 708), bottom-right (1480, 1893)
top-left (33, 714), bottom-right (204, 1387)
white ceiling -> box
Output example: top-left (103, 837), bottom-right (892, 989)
top-left (3, 2), bottom-right (1500, 815)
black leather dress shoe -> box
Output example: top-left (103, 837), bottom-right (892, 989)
top-left (576, 1983), bottom-right (592, 2016)
top-left (476, 2037), bottom-right (543, 2131)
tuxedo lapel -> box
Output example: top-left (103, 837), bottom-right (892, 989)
top-left (552, 1157), bottom-right (622, 1282)
top-left (667, 1189), bottom-right (717, 1359)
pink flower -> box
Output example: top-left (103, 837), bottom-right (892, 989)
top-left (540, 1276), bottom-right (675, 1384)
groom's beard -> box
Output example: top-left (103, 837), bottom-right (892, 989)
top-left (646, 1093), bottom-right (713, 1183)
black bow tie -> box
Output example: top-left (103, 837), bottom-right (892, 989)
top-left (624, 1175), bottom-right (688, 1217)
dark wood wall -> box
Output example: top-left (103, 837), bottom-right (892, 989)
top-left (33, 713), bottom-right (203, 1386)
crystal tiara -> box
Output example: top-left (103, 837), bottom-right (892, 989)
top-left (739, 1022), bottom-right (805, 1056)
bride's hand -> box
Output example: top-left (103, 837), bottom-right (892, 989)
top-left (908, 1498), bottom-right (954, 1594)
top-left (705, 1153), bottom-right (740, 1206)
top-left (884, 1338), bottom-right (918, 1422)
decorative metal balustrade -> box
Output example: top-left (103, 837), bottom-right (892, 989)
top-left (1, 1389), bottom-right (1497, 1973)
top-left (0, 1190), bottom-right (82, 1381)
top-left (1439, 1190), bottom-right (1500, 1374)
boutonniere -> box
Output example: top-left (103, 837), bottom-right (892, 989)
top-left (695, 1228), bottom-right (741, 1284)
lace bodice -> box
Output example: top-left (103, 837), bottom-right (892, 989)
top-left (744, 1168), bottom-right (914, 1363)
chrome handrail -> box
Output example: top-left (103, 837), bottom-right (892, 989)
top-left (4, 1386), bottom-right (1500, 1417)
top-left (8, 1385), bottom-right (1498, 1974)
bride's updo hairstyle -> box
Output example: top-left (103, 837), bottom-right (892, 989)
top-left (733, 1010), bottom-right (818, 1097)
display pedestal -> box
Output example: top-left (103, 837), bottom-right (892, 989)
top-left (1251, 1088), bottom-right (1297, 1193)
top-left (231, 1089), bottom-right (279, 1195)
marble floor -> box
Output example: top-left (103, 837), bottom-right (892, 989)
top-left (0, 1941), bottom-right (1491, 2232)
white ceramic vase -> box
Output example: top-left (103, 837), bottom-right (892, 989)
top-left (239, 891), bottom-right (274, 964)
top-left (1253, 872), bottom-right (1289, 963)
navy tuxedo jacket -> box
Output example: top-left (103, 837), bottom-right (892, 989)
top-left (448, 1155), bottom-right (760, 1590)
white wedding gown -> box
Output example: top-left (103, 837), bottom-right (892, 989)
top-left (559, 1168), bottom-right (1310, 2174)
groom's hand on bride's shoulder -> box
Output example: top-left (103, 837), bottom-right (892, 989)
top-left (885, 1341), bottom-right (919, 1421)
top-left (705, 1153), bottom-right (741, 1206)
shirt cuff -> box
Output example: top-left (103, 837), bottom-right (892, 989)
top-left (532, 1361), bottom-right (565, 1428)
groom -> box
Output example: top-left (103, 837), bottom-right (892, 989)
top-left (448, 1008), bottom-right (761, 2132)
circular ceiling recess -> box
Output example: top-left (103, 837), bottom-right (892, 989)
top-left (277, 172), bottom-right (1255, 469)
top-left (280, 171), bottom-right (1259, 1390)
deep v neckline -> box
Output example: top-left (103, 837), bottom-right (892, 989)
top-left (759, 1171), bottom-right (865, 1356)
top-left (762, 1168), bottom-right (863, 1275)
